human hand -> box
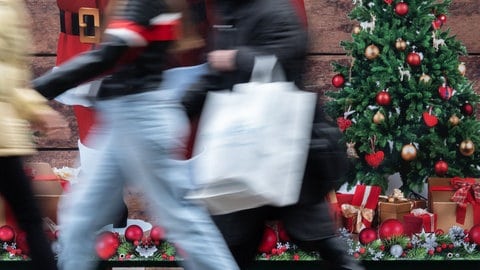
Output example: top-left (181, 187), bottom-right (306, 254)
top-left (207, 50), bottom-right (237, 72)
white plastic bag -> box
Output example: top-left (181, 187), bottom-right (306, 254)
top-left (187, 56), bottom-right (317, 214)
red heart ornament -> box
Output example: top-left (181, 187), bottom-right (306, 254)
top-left (422, 112), bottom-right (438, 127)
top-left (384, 0), bottom-right (393, 4)
top-left (337, 117), bottom-right (352, 132)
top-left (365, 151), bottom-right (384, 168)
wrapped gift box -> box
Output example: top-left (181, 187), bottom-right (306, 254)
top-left (341, 185), bottom-right (381, 233)
top-left (378, 199), bottom-right (412, 223)
top-left (326, 191), bottom-right (354, 230)
top-left (427, 177), bottom-right (480, 231)
top-left (403, 209), bottom-right (437, 236)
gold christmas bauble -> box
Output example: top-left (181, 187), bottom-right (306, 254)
top-left (460, 139), bottom-right (475, 156)
top-left (401, 144), bottom-right (417, 161)
top-left (419, 73), bottom-right (431, 85)
top-left (365, 44), bottom-right (380, 60)
top-left (395, 38), bottom-right (407, 51)
top-left (458, 62), bottom-right (467, 76)
top-left (353, 26), bottom-right (361, 34)
top-left (449, 115), bottom-right (460, 126)
top-left (373, 111), bottom-right (385, 124)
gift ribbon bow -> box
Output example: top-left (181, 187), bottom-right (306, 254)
top-left (341, 204), bottom-right (374, 233)
top-left (450, 177), bottom-right (480, 207)
top-left (450, 177), bottom-right (480, 224)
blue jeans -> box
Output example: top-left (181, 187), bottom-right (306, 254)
top-left (57, 89), bottom-right (239, 270)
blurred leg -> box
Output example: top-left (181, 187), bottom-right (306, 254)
top-left (117, 91), bottom-right (239, 270)
top-left (0, 157), bottom-right (57, 270)
top-left (282, 201), bottom-right (365, 270)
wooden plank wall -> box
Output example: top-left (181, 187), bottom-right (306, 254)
top-left (24, 0), bottom-right (480, 221)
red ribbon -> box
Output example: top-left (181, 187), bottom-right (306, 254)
top-left (450, 177), bottom-right (480, 224)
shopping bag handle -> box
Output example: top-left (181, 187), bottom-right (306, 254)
top-left (250, 55), bottom-right (286, 83)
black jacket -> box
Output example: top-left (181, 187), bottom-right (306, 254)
top-left (33, 0), bottom-right (172, 100)
top-left (182, 0), bottom-right (308, 117)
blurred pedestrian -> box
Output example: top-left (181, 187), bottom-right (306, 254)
top-left (182, 0), bottom-right (365, 269)
top-left (0, 1), bottom-right (70, 269)
top-left (31, 0), bottom-right (239, 270)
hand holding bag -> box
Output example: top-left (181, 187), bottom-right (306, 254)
top-left (187, 55), bottom-right (317, 215)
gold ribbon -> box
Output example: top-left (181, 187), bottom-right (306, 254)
top-left (341, 204), bottom-right (374, 233)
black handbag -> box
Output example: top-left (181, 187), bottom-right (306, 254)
top-left (297, 106), bottom-right (349, 205)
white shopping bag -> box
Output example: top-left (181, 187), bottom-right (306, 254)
top-left (187, 56), bottom-right (317, 214)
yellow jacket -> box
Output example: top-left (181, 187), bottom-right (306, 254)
top-left (0, 0), bottom-right (57, 156)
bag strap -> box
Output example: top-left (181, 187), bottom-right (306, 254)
top-left (250, 55), bottom-right (286, 83)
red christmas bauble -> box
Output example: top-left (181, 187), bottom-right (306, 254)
top-left (258, 226), bottom-right (277, 254)
top-left (375, 91), bottom-right (391, 106)
top-left (378, 219), bottom-right (404, 240)
top-left (277, 221), bottom-right (290, 242)
top-left (461, 103), bottom-right (474, 116)
top-left (437, 14), bottom-right (447, 24)
top-left (125, 224), bottom-right (144, 242)
top-left (395, 2), bottom-right (409, 16)
top-left (384, 0), bottom-right (393, 4)
top-left (438, 85), bottom-right (453, 100)
top-left (332, 74), bottom-right (345, 88)
top-left (468, 225), bottom-right (480, 245)
top-left (149, 225), bottom-right (165, 242)
top-left (0, 225), bottom-right (15, 242)
top-left (95, 231), bottom-right (120, 260)
top-left (406, 52), bottom-right (421, 66)
top-left (359, 228), bottom-right (378, 245)
top-left (434, 160), bottom-right (448, 176)
top-left (432, 19), bottom-right (443, 30)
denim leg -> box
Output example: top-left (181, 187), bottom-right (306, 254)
top-left (118, 91), bottom-right (239, 270)
top-left (57, 127), bottom-right (126, 270)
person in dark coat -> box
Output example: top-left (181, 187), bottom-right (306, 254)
top-left (182, 1), bottom-right (365, 269)
top-left (32, 1), bottom-right (239, 269)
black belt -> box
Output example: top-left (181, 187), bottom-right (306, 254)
top-left (60, 10), bottom-right (98, 36)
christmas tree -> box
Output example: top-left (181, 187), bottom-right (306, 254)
top-left (325, 0), bottom-right (480, 193)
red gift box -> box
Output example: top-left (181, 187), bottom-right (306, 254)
top-left (341, 185), bottom-right (382, 233)
top-left (326, 191), bottom-right (354, 230)
top-left (403, 208), bottom-right (437, 236)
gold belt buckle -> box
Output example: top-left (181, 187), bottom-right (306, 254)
top-left (78, 7), bottom-right (101, 44)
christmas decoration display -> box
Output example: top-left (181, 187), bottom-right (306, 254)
top-left (341, 185), bottom-right (381, 233)
top-left (324, 0), bottom-right (480, 194)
